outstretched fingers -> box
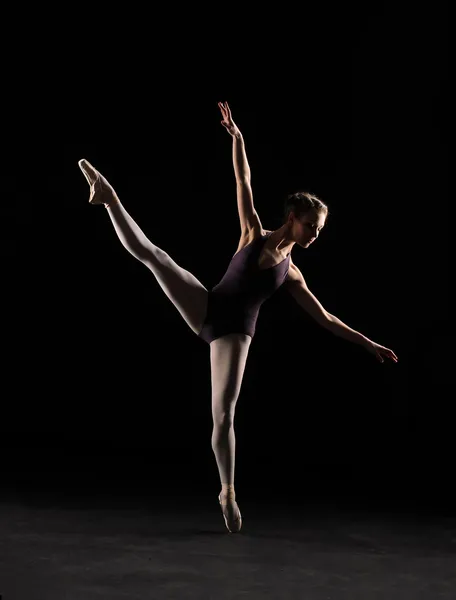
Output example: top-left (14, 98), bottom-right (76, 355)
top-left (218, 101), bottom-right (232, 119)
top-left (378, 346), bottom-right (399, 363)
top-left (390, 349), bottom-right (399, 362)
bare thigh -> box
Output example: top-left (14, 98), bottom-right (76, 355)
top-left (210, 333), bottom-right (252, 424)
top-left (105, 201), bottom-right (209, 336)
top-left (142, 245), bottom-right (208, 336)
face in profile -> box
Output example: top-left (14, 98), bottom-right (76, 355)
top-left (291, 209), bottom-right (327, 248)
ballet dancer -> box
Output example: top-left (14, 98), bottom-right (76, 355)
top-left (78, 101), bottom-right (398, 533)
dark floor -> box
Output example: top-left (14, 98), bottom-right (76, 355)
top-left (1, 447), bottom-right (455, 599)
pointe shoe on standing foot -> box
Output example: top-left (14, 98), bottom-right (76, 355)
top-left (78, 158), bottom-right (120, 207)
top-left (218, 490), bottom-right (242, 533)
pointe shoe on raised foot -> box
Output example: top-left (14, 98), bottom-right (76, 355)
top-left (218, 492), bottom-right (242, 533)
top-left (78, 158), bottom-right (119, 206)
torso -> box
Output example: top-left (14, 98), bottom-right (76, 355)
top-left (234, 228), bottom-right (300, 282)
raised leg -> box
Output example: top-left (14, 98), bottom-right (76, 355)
top-left (79, 159), bottom-right (208, 335)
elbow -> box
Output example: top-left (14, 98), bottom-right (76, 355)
top-left (320, 311), bottom-right (334, 331)
top-left (127, 241), bottom-right (157, 264)
top-left (236, 174), bottom-right (251, 185)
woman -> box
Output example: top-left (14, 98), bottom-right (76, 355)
top-left (78, 101), bottom-right (398, 534)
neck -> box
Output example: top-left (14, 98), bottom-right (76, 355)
top-left (268, 224), bottom-right (296, 256)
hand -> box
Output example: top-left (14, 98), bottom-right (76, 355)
top-left (364, 339), bottom-right (398, 363)
top-left (218, 101), bottom-right (240, 137)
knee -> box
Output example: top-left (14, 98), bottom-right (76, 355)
top-left (212, 411), bottom-right (235, 431)
top-left (211, 419), bottom-right (234, 450)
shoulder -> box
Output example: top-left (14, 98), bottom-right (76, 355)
top-left (284, 255), bottom-right (304, 285)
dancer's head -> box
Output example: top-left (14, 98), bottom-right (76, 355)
top-left (283, 192), bottom-right (328, 248)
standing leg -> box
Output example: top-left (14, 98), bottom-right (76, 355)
top-left (79, 159), bottom-right (208, 335)
top-left (210, 333), bottom-right (252, 532)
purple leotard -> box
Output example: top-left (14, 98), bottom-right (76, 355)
top-left (198, 233), bottom-right (290, 344)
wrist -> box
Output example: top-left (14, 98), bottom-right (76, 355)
top-left (360, 336), bottom-right (372, 348)
top-left (104, 196), bottom-right (120, 209)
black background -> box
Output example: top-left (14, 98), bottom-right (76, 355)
top-left (2, 3), bottom-right (450, 512)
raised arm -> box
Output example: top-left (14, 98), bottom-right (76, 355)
top-left (218, 101), bottom-right (262, 235)
top-left (285, 261), bottom-right (399, 364)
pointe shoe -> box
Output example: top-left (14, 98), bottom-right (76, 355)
top-left (218, 491), bottom-right (242, 533)
top-left (78, 158), bottom-right (119, 206)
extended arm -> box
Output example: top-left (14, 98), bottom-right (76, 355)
top-left (218, 101), bottom-right (262, 234)
top-left (285, 265), bottom-right (398, 363)
top-left (325, 312), bottom-right (369, 347)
